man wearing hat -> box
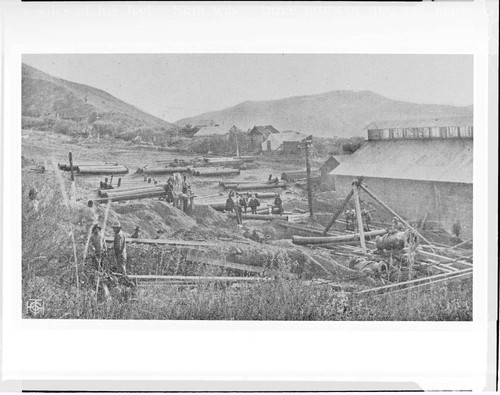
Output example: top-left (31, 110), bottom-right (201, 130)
top-left (131, 226), bottom-right (141, 239)
top-left (89, 223), bottom-right (107, 270)
top-left (112, 221), bottom-right (128, 275)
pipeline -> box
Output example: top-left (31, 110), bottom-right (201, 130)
top-left (143, 166), bottom-right (190, 175)
top-left (192, 168), bottom-right (241, 177)
top-left (281, 169), bottom-right (320, 181)
top-left (292, 229), bottom-right (387, 245)
top-left (88, 190), bottom-right (167, 207)
top-left (78, 165), bottom-right (129, 175)
top-left (375, 230), bottom-right (419, 251)
top-left (228, 213), bottom-right (288, 221)
top-left (235, 181), bottom-right (286, 191)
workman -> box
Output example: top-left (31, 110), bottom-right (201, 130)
top-left (89, 224), bottom-right (107, 270)
top-left (181, 175), bottom-right (190, 194)
top-left (248, 194), bottom-right (260, 214)
top-left (452, 219), bottom-right (462, 238)
top-left (361, 209), bottom-right (372, 231)
top-left (391, 217), bottom-right (405, 232)
top-left (225, 193), bottom-right (235, 212)
top-left (112, 221), bottom-right (127, 275)
top-left (131, 226), bottom-right (140, 239)
top-left (234, 195), bottom-right (243, 225)
top-left (239, 194), bottom-right (248, 214)
top-left (28, 187), bottom-right (39, 212)
top-left (274, 193), bottom-right (283, 215)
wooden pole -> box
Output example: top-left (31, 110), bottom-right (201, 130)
top-left (69, 152), bottom-right (74, 181)
top-left (359, 183), bottom-right (434, 246)
top-left (304, 139), bottom-right (313, 217)
top-left (353, 185), bottom-right (367, 253)
top-left (322, 189), bottom-right (354, 235)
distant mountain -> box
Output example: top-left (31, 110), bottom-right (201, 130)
top-left (22, 63), bottom-right (178, 135)
top-left (176, 90), bottom-right (473, 138)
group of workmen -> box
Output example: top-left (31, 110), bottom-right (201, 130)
top-left (88, 220), bottom-right (139, 277)
top-left (344, 207), bottom-right (373, 231)
top-left (159, 174), bottom-right (192, 213)
top-left (225, 191), bottom-right (283, 224)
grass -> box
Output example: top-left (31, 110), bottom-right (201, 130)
top-left (21, 158), bottom-right (473, 321)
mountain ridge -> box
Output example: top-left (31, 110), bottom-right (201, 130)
top-left (176, 90), bottom-right (473, 138)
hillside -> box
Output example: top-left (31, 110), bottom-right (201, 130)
top-left (22, 63), bottom-right (178, 139)
top-left (176, 90), bottom-right (473, 138)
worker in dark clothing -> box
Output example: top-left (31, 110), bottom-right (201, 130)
top-left (112, 221), bottom-right (127, 275)
top-left (89, 224), bottom-right (107, 270)
top-left (452, 219), bottom-right (462, 238)
top-left (274, 193), bottom-right (283, 215)
top-left (239, 194), bottom-right (248, 214)
top-left (131, 226), bottom-right (140, 239)
top-left (234, 194), bottom-right (243, 225)
top-left (164, 178), bottom-right (175, 203)
top-left (225, 194), bottom-right (235, 212)
top-left (361, 209), bottom-right (372, 231)
top-left (181, 176), bottom-right (190, 194)
top-left (248, 194), bottom-right (260, 214)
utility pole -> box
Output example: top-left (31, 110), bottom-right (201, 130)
top-left (235, 132), bottom-right (240, 158)
top-left (304, 136), bottom-right (313, 217)
top-left (69, 151), bottom-right (74, 182)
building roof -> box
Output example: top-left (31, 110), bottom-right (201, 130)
top-left (264, 131), bottom-right (309, 146)
top-left (248, 125), bottom-right (280, 135)
top-left (193, 124), bottom-right (239, 137)
top-left (330, 139), bottom-right (472, 184)
top-left (364, 115), bottom-right (473, 131)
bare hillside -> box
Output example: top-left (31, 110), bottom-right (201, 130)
top-left (177, 90), bottom-right (473, 138)
top-left (22, 63), bottom-right (178, 135)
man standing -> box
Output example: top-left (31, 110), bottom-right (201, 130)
top-left (248, 194), bottom-right (260, 214)
top-left (89, 224), bottom-right (107, 270)
top-left (274, 193), bottom-right (283, 215)
top-left (239, 194), bottom-right (248, 214)
top-left (112, 221), bottom-right (127, 275)
top-left (225, 193), bottom-right (235, 213)
top-left (131, 226), bottom-right (140, 239)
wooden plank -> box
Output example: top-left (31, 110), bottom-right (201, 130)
top-left (104, 237), bottom-right (217, 247)
top-left (353, 185), bottom-right (366, 253)
top-left (185, 250), bottom-right (265, 274)
top-left (127, 275), bottom-right (272, 282)
top-left (322, 189), bottom-right (354, 234)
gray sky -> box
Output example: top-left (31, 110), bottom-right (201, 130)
top-left (23, 54), bottom-right (473, 122)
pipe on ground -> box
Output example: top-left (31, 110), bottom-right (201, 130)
top-left (292, 229), bottom-right (387, 245)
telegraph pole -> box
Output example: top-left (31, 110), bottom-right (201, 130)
top-left (304, 136), bottom-right (313, 217)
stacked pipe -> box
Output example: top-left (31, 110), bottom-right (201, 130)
top-left (77, 165), bottom-right (129, 175)
top-left (58, 162), bottom-right (118, 171)
top-left (191, 168), bottom-right (240, 177)
top-left (221, 177), bottom-right (279, 189)
top-left (281, 169), bottom-right (320, 181)
top-left (235, 181), bottom-right (286, 191)
top-left (143, 166), bottom-right (190, 175)
top-left (292, 229), bottom-right (388, 245)
top-left (89, 184), bottom-right (169, 206)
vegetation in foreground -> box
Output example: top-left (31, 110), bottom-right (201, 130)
top-left (21, 161), bottom-right (472, 322)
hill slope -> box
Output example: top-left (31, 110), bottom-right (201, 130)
top-left (176, 90), bottom-right (473, 138)
top-left (22, 63), bottom-right (177, 135)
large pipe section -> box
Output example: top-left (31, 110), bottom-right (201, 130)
top-left (235, 182), bottom-right (286, 191)
top-left (88, 190), bottom-right (167, 207)
top-left (228, 213), bottom-right (288, 221)
top-left (292, 229), bottom-right (387, 245)
top-left (78, 165), bottom-right (129, 175)
top-left (192, 168), bottom-right (241, 176)
top-left (143, 166), bottom-right (190, 175)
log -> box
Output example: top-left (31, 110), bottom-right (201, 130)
top-left (185, 250), bottom-right (265, 274)
top-left (292, 229), bottom-right (387, 245)
top-left (228, 213), bottom-right (288, 221)
top-left (192, 168), bottom-right (241, 176)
